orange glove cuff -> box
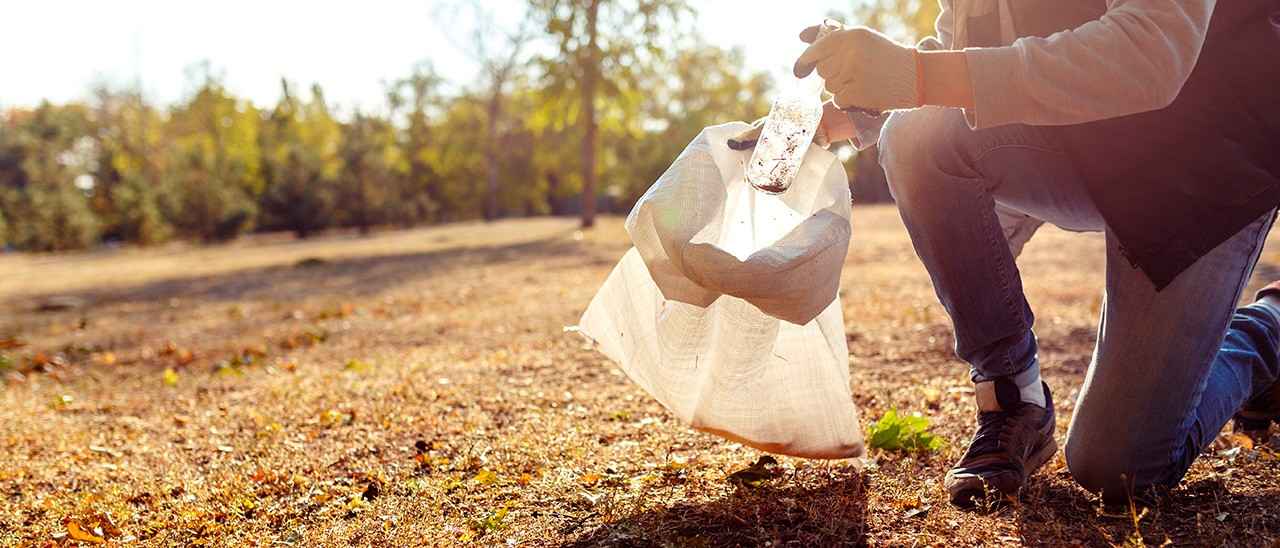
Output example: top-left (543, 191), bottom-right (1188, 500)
top-left (913, 49), bottom-right (926, 107)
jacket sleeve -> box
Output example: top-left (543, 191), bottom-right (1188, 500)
top-left (964, 0), bottom-right (1216, 129)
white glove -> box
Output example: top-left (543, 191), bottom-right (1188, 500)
top-left (794, 26), bottom-right (921, 114)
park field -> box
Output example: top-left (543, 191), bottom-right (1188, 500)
top-left (2, 205), bottom-right (1278, 546)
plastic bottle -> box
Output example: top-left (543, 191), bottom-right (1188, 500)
top-left (745, 73), bottom-right (825, 194)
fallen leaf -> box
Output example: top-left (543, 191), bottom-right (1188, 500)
top-left (162, 368), bottom-right (179, 386)
top-left (1229, 433), bottom-right (1255, 451)
top-left (727, 455), bottom-right (782, 487)
top-left (922, 387), bottom-right (942, 408)
top-left (904, 506), bottom-right (932, 519)
top-left (89, 445), bottom-right (122, 458)
top-left (66, 520), bottom-right (105, 544)
top-left (475, 469), bottom-right (498, 485)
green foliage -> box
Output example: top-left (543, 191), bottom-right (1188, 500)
top-left (387, 64), bottom-right (445, 224)
top-left (89, 86), bottom-right (175, 244)
top-left (527, 0), bottom-right (694, 226)
top-left (0, 7), bottom-right (780, 251)
top-left (110, 176), bottom-right (172, 245)
top-left (7, 183), bottom-right (101, 251)
top-left (337, 112), bottom-right (406, 233)
top-left (867, 409), bottom-right (945, 453)
top-left (849, 0), bottom-right (942, 43)
top-left (0, 102), bottom-right (101, 251)
top-left (165, 70), bottom-right (263, 241)
top-left (259, 82), bottom-right (342, 238)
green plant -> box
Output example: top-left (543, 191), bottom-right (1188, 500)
top-left (867, 409), bottom-right (944, 453)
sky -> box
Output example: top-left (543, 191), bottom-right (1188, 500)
top-left (1, 0), bottom-right (852, 113)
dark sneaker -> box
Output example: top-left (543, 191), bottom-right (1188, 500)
top-left (1235, 281), bottom-right (1280, 440)
top-left (945, 380), bottom-right (1057, 508)
top-left (1235, 381), bottom-right (1279, 440)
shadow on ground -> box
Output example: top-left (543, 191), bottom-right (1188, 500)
top-left (11, 230), bottom-right (619, 309)
top-left (1015, 476), bottom-right (1280, 545)
top-left (562, 471), bottom-right (868, 547)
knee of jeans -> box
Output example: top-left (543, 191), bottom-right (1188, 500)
top-left (878, 108), bottom-right (968, 204)
top-left (1064, 435), bottom-right (1137, 498)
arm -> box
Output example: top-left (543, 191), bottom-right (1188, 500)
top-left (961, 0), bottom-right (1216, 128)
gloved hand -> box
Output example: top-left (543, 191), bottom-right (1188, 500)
top-left (794, 26), bottom-right (921, 114)
top-left (728, 19), bottom-right (852, 151)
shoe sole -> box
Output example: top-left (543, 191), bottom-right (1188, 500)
top-left (1234, 415), bottom-right (1275, 433)
top-left (947, 436), bottom-right (1058, 509)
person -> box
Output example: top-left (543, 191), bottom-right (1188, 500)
top-left (731, 0), bottom-right (1280, 507)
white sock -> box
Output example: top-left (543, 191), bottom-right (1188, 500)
top-left (1013, 361), bottom-right (1046, 408)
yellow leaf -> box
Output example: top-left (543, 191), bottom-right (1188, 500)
top-left (345, 496), bottom-right (368, 512)
top-left (579, 473), bottom-right (602, 487)
top-left (1230, 433), bottom-right (1255, 451)
top-left (922, 387), bottom-right (942, 406)
top-left (474, 469), bottom-right (497, 485)
top-left (162, 368), bottom-right (179, 387)
top-left (66, 520), bottom-right (106, 544)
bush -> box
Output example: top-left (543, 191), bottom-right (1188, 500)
top-left (167, 177), bottom-right (257, 242)
top-left (111, 178), bottom-right (173, 245)
top-left (5, 184), bottom-right (101, 251)
top-left (259, 147), bottom-right (335, 238)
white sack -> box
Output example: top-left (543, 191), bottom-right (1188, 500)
top-left (579, 122), bottom-right (864, 459)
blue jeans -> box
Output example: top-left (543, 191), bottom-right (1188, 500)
top-left (879, 107), bottom-right (1280, 496)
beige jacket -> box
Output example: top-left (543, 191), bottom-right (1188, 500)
top-left (946, 0), bottom-right (1217, 129)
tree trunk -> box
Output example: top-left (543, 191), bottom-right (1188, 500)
top-left (579, 0), bottom-right (600, 229)
top-left (484, 89), bottom-right (502, 222)
top-left (547, 171), bottom-right (562, 216)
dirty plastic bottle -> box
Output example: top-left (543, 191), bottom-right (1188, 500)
top-left (744, 75), bottom-right (825, 194)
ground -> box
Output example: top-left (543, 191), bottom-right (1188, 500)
top-left (2, 206), bottom-right (1278, 547)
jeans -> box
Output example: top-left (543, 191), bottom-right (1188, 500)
top-left (878, 107), bottom-right (1280, 496)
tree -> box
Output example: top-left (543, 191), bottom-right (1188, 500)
top-left (849, 0), bottom-right (941, 43)
top-left (165, 64), bottom-right (263, 241)
top-left (434, 2), bottom-right (534, 221)
top-left (337, 111), bottom-right (405, 234)
top-left (259, 81), bottom-right (342, 238)
top-left (90, 85), bottom-right (173, 244)
top-left (387, 63), bottom-right (446, 225)
top-left (528, 0), bottom-right (691, 228)
top-left (622, 44), bottom-right (772, 205)
top-left (0, 102), bottom-right (101, 251)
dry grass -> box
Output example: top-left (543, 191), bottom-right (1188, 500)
top-left (1, 205), bottom-right (1278, 547)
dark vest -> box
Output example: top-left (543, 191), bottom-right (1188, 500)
top-left (975, 1), bottom-right (1280, 290)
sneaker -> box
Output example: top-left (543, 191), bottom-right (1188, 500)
top-left (1235, 281), bottom-right (1280, 440)
top-left (1235, 380), bottom-right (1279, 440)
top-left (945, 380), bottom-right (1057, 508)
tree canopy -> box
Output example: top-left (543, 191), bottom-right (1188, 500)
top-left (0, 1), bottom-right (935, 251)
